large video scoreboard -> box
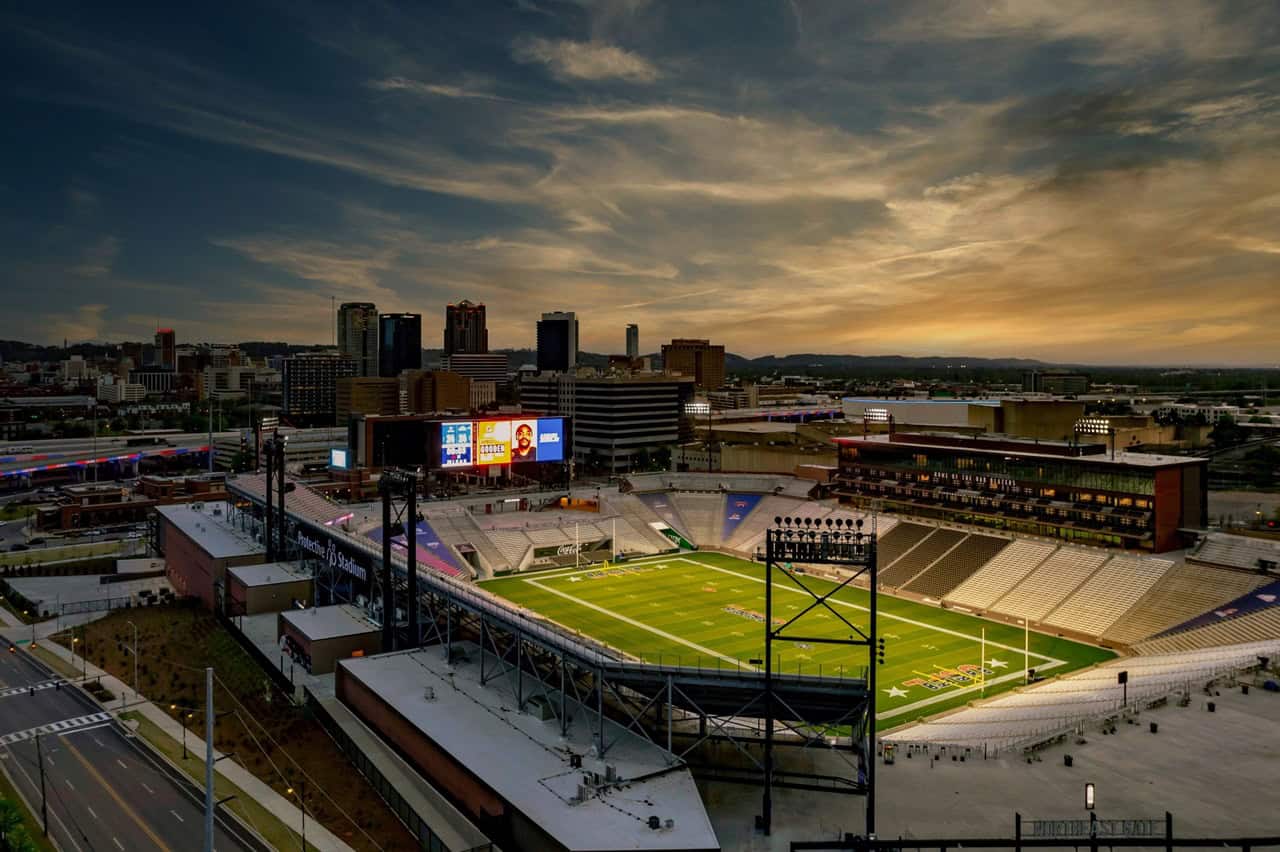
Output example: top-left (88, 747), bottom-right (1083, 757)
top-left (437, 417), bottom-right (566, 469)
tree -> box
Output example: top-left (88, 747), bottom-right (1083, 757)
top-left (1209, 417), bottom-right (1249, 448)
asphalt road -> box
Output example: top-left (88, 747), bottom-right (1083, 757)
top-left (0, 647), bottom-right (263, 852)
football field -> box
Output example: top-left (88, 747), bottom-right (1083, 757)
top-left (480, 551), bottom-right (1115, 727)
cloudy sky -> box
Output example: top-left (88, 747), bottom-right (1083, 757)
top-left (2, 1), bottom-right (1278, 364)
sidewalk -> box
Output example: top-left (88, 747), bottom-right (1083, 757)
top-left (21, 631), bottom-right (356, 852)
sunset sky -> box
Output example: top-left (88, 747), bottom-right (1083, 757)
top-left (2, 1), bottom-right (1278, 364)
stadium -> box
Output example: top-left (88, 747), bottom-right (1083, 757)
top-left (178, 451), bottom-right (1280, 850)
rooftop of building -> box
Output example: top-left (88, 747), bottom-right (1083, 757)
top-left (281, 604), bottom-right (379, 641)
top-left (339, 645), bottom-right (719, 851)
top-left (155, 502), bottom-right (263, 559)
top-left (227, 561), bottom-right (313, 588)
top-left (835, 431), bottom-right (1208, 468)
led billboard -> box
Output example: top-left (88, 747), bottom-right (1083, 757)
top-left (436, 417), bottom-right (565, 468)
top-left (440, 421), bottom-right (474, 468)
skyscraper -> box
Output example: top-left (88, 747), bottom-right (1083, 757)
top-left (661, 338), bottom-right (725, 391)
top-left (379, 313), bottom-right (423, 377)
top-left (626, 324), bottom-right (639, 359)
top-left (338, 302), bottom-right (379, 377)
top-left (536, 311), bottom-right (578, 373)
top-left (444, 300), bottom-right (488, 356)
top-left (155, 328), bottom-right (176, 372)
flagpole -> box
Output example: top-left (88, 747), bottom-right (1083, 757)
top-left (980, 627), bottom-right (986, 697)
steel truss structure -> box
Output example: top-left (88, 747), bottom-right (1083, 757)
top-left (225, 478), bottom-right (872, 837)
top-left (763, 515), bottom-right (880, 837)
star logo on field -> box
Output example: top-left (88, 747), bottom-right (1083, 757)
top-left (884, 687), bottom-right (908, 698)
top-left (568, 576), bottom-right (582, 583)
top-left (987, 658), bottom-right (1008, 669)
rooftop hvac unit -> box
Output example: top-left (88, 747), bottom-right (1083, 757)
top-left (573, 784), bottom-right (588, 804)
top-left (423, 687), bottom-right (436, 702)
top-left (604, 765), bottom-right (617, 783)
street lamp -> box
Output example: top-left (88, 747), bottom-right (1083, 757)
top-left (286, 778), bottom-right (306, 849)
top-left (125, 620), bottom-right (139, 699)
top-left (171, 704), bottom-right (196, 760)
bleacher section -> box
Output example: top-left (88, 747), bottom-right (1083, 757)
top-left (1100, 563), bottom-right (1271, 647)
top-left (1133, 609), bottom-right (1280, 655)
top-left (904, 534), bottom-right (1010, 599)
top-left (1189, 533), bottom-right (1280, 572)
top-left (602, 494), bottom-right (685, 553)
top-left (883, 641), bottom-right (1280, 752)
top-left (633, 492), bottom-right (695, 545)
top-left (944, 540), bottom-right (1057, 610)
top-left (872, 523), bottom-right (934, 578)
top-left (723, 495), bottom-right (815, 554)
top-left (879, 528), bottom-right (966, 587)
top-left (1043, 555), bottom-right (1174, 638)
top-left (989, 548), bottom-right (1109, 622)
top-left (670, 492), bottom-right (726, 548)
top-left (486, 529), bottom-right (534, 572)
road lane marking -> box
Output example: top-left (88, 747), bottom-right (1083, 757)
top-left (87, 805), bottom-right (98, 820)
top-left (64, 778), bottom-right (75, 791)
top-left (62, 736), bottom-right (172, 852)
top-left (170, 810), bottom-right (184, 823)
top-left (117, 759), bottom-right (128, 770)
top-left (3, 744), bottom-right (87, 852)
top-left (141, 782), bottom-right (154, 795)
top-left (114, 838), bottom-right (125, 851)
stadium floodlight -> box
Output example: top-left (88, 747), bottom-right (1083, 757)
top-left (864, 408), bottom-right (890, 423)
top-left (1085, 782), bottom-right (1095, 810)
top-left (1074, 417), bottom-right (1112, 436)
top-left (684, 401), bottom-right (711, 416)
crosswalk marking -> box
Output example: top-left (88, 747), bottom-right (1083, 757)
top-left (0, 713), bottom-right (112, 747)
top-left (0, 681), bottom-right (61, 701)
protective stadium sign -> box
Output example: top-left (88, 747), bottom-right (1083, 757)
top-left (297, 529), bottom-right (369, 581)
top-left (1025, 818), bottom-right (1163, 838)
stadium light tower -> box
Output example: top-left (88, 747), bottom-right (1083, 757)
top-left (862, 408), bottom-right (892, 437)
top-left (684, 401), bottom-right (713, 472)
top-left (759, 515), bottom-right (878, 838)
top-left (1074, 417), bottom-right (1116, 459)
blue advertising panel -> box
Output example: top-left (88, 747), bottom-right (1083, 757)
top-left (534, 417), bottom-right (565, 462)
top-left (722, 493), bottom-right (763, 541)
top-left (440, 421), bottom-right (474, 468)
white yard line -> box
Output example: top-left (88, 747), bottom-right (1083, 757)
top-left (523, 577), bottom-right (755, 671)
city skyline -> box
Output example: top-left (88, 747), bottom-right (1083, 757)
top-left (3, 1), bottom-right (1279, 365)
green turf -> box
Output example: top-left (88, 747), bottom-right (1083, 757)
top-left (481, 551), bottom-right (1116, 728)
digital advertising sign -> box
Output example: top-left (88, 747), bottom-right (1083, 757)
top-left (440, 421), bottom-right (474, 468)
top-left (436, 417), bottom-right (565, 468)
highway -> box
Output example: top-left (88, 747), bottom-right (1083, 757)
top-left (0, 647), bottom-right (263, 851)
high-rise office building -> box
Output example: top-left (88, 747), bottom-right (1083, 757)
top-left (536, 311), bottom-right (578, 373)
top-left (520, 374), bottom-right (695, 473)
top-left (338, 302), bottom-right (379, 377)
top-left (626, 324), bottom-right (639, 360)
top-left (444, 300), bottom-right (488, 356)
top-left (283, 353), bottom-right (357, 424)
top-left (661, 338), bottom-right (725, 391)
top-left (378, 313), bottom-right (422, 378)
top-left (155, 328), bottom-right (176, 371)
top-left (336, 376), bottom-right (400, 424)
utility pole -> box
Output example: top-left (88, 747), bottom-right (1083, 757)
top-left (126, 620), bottom-right (139, 699)
top-left (204, 666), bottom-right (214, 852)
top-left (36, 732), bottom-right (47, 836)
top-left (208, 398), bottom-right (214, 474)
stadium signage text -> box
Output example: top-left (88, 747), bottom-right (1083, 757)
top-left (1025, 819), bottom-right (1162, 838)
top-left (298, 530), bottom-right (368, 582)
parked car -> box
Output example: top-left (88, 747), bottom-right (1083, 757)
top-left (28, 537), bottom-right (45, 545)
top-left (8, 543), bottom-right (28, 552)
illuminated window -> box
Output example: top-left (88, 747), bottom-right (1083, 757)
top-left (1080, 493), bottom-right (1093, 502)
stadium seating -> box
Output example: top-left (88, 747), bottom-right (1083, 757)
top-left (671, 492), bottom-right (727, 548)
top-left (943, 540), bottom-right (1057, 610)
top-left (882, 640), bottom-right (1280, 753)
top-left (723, 495), bottom-right (810, 553)
top-left (486, 529), bottom-right (534, 572)
top-left (878, 528), bottom-right (966, 587)
top-left (989, 547), bottom-right (1110, 622)
top-left (1189, 534), bottom-right (1280, 572)
top-left (1133, 608), bottom-right (1280, 655)
top-left (1042, 555), bottom-right (1174, 637)
top-left (872, 522), bottom-right (934, 574)
top-left (1100, 563), bottom-right (1271, 646)
top-left (904, 534), bottom-right (1011, 599)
